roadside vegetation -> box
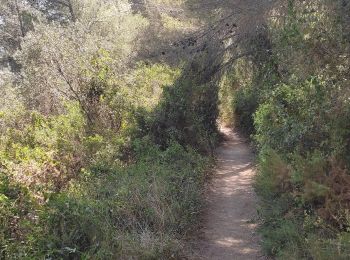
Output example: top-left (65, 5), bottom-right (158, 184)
top-left (219, 0), bottom-right (350, 258)
top-left (0, 0), bottom-right (220, 258)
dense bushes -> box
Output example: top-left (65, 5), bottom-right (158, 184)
top-left (150, 77), bottom-right (219, 154)
top-left (254, 78), bottom-right (333, 154)
top-left (1, 135), bottom-right (210, 258)
top-left (38, 140), bottom-right (209, 259)
top-left (0, 79), bottom-right (214, 258)
top-left (0, 0), bottom-right (223, 248)
top-left (0, 3), bottom-right (222, 251)
top-left (222, 0), bottom-right (350, 258)
top-left (0, 29), bottom-right (219, 257)
top-left (255, 150), bottom-right (350, 259)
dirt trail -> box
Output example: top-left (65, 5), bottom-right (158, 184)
top-left (194, 127), bottom-right (263, 260)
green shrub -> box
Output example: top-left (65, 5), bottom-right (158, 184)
top-left (37, 140), bottom-right (210, 259)
top-left (233, 86), bottom-right (259, 135)
top-left (254, 78), bottom-right (331, 153)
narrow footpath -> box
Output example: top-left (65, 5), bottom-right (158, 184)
top-left (194, 127), bottom-right (263, 260)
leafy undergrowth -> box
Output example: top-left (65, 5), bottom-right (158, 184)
top-left (44, 140), bottom-right (210, 259)
top-left (1, 121), bottom-right (211, 259)
top-left (255, 150), bottom-right (350, 259)
top-left (0, 0), bottom-right (220, 258)
top-left (0, 61), bottom-right (217, 258)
